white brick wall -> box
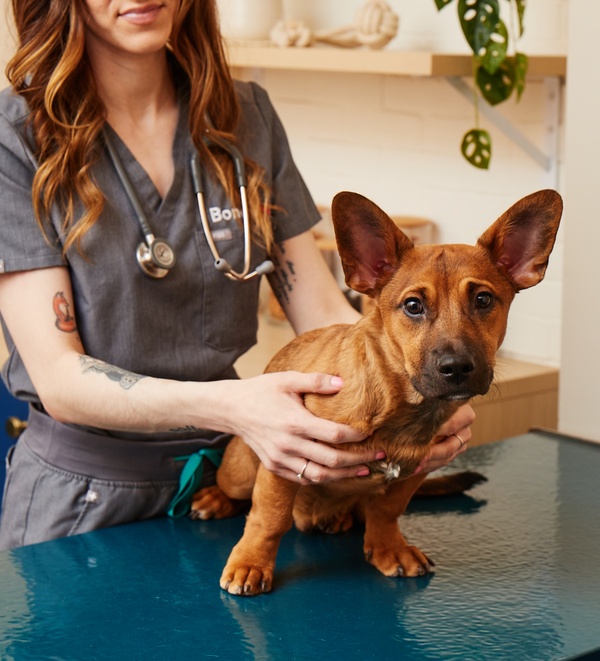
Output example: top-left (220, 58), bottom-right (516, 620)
top-left (244, 0), bottom-right (568, 365)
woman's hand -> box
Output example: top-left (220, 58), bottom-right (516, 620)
top-left (227, 373), bottom-right (474, 485)
top-left (228, 371), bottom-right (382, 484)
top-left (412, 404), bottom-right (476, 475)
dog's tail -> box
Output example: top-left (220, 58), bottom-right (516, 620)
top-left (414, 471), bottom-right (487, 498)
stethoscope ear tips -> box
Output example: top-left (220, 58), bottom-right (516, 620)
top-left (215, 258), bottom-right (274, 281)
top-left (215, 258), bottom-right (233, 273)
top-left (255, 260), bottom-right (275, 276)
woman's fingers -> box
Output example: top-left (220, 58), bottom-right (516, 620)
top-left (413, 404), bottom-right (475, 475)
top-left (256, 431), bottom-right (383, 483)
top-left (434, 404), bottom-right (475, 441)
top-left (239, 374), bottom-right (476, 485)
top-left (294, 440), bottom-right (385, 483)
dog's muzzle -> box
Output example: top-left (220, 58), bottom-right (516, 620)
top-left (412, 348), bottom-right (493, 400)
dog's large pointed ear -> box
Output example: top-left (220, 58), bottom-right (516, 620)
top-left (477, 189), bottom-right (562, 291)
top-left (331, 192), bottom-right (415, 297)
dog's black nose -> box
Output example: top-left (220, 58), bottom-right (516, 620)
top-left (437, 354), bottom-right (475, 385)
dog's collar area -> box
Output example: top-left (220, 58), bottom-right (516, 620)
top-left (379, 461), bottom-right (402, 481)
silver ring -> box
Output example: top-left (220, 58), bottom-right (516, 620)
top-left (297, 460), bottom-right (309, 481)
top-left (453, 433), bottom-right (466, 449)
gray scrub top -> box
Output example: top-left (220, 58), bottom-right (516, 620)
top-left (0, 81), bottom-right (320, 439)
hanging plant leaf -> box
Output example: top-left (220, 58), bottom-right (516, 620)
top-left (458, 0), bottom-right (500, 54)
top-left (514, 0), bottom-right (526, 37)
top-left (514, 52), bottom-right (528, 100)
top-left (480, 20), bottom-right (508, 75)
top-left (461, 129), bottom-right (491, 169)
top-left (432, 0), bottom-right (528, 169)
top-left (434, 0), bottom-right (455, 9)
top-left (476, 59), bottom-right (516, 105)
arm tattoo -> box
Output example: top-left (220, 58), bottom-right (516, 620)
top-left (79, 355), bottom-right (145, 390)
top-left (53, 292), bottom-right (77, 333)
top-left (269, 243), bottom-right (296, 308)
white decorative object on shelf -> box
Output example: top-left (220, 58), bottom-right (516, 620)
top-left (217, 0), bottom-right (283, 42)
top-left (270, 0), bottom-right (399, 50)
top-left (270, 19), bottom-right (314, 48)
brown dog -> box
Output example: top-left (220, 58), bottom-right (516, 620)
top-left (193, 189), bottom-right (562, 596)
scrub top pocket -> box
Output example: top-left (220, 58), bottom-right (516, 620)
top-left (196, 229), bottom-right (262, 353)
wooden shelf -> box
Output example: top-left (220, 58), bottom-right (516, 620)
top-left (226, 44), bottom-right (567, 79)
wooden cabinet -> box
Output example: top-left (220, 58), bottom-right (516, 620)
top-left (470, 357), bottom-right (558, 445)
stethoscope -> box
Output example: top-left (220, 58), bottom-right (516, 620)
top-left (104, 129), bottom-right (274, 280)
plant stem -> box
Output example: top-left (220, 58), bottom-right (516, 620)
top-left (472, 55), bottom-right (480, 128)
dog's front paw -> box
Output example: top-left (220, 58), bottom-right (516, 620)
top-left (220, 562), bottom-right (273, 596)
top-left (364, 544), bottom-right (435, 578)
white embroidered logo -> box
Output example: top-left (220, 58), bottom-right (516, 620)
top-left (209, 206), bottom-right (242, 223)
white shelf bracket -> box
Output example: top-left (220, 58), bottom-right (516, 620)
top-left (446, 76), bottom-right (560, 174)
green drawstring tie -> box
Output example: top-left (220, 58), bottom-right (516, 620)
top-left (167, 448), bottom-right (224, 518)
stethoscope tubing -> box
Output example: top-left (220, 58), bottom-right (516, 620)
top-left (191, 153), bottom-right (255, 281)
top-left (104, 131), bottom-right (157, 243)
top-left (104, 126), bottom-right (273, 281)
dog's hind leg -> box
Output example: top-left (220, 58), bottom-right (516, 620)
top-left (362, 475), bottom-right (434, 578)
top-left (189, 486), bottom-right (249, 520)
top-left (190, 436), bottom-right (258, 520)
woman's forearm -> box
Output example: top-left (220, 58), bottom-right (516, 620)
top-left (40, 350), bottom-right (241, 435)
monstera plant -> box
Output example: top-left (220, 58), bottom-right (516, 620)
top-left (434, 0), bottom-right (527, 169)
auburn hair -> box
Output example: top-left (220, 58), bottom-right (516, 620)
top-left (6, 0), bottom-right (274, 254)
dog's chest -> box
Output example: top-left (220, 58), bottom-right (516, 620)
top-left (363, 399), bottom-right (458, 481)
top-left (366, 425), bottom-right (433, 482)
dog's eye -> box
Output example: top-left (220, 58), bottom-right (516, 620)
top-left (403, 297), bottom-right (424, 316)
top-left (476, 292), bottom-right (494, 309)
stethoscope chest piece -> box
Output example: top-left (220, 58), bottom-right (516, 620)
top-left (103, 130), bottom-right (177, 280)
top-left (136, 237), bottom-right (176, 279)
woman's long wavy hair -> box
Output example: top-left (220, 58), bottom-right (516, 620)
top-left (6, 0), bottom-right (274, 254)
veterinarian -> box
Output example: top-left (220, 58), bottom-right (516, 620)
top-left (0, 0), bottom-right (474, 550)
